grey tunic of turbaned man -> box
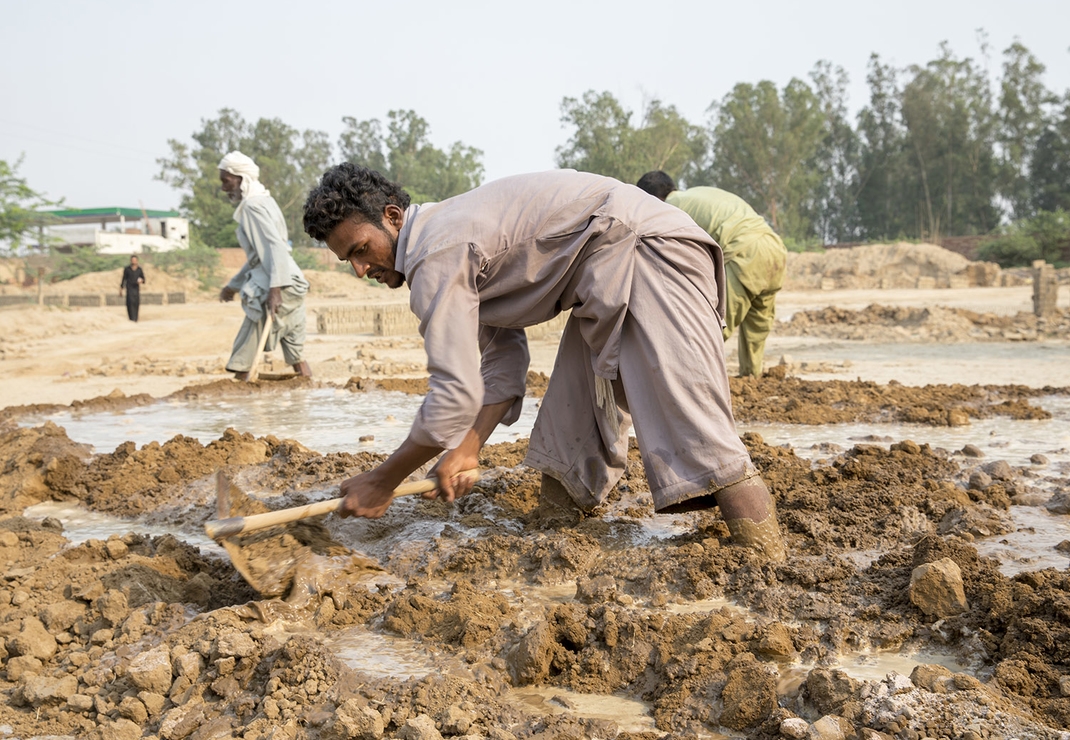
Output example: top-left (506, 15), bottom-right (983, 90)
top-left (305, 166), bottom-right (786, 560)
top-left (218, 151), bottom-right (310, 377)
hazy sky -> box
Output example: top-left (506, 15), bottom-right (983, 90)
top-left (3, 0), bottom-right (1068, 211)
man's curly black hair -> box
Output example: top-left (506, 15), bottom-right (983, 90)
top-left (302, 163), bottom-right (412, 241)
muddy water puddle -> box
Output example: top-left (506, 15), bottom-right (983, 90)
top-left (19, 388), bottom-right (542, 455)
top-left (974, 504), bottom-right (1070, 576)
top-left (20, 390), bottom-right (1069, 576)
top-left (742, 395), bottom-right (1070, 470)
top-left (22, 500), bottom-right (224, 555)
top-left (508, 687), bottom-right (662, 734)
top-left (21, 390), bottom-right (1070, 472)
top-left (325, 625), bottom-right (469, 679)
top-left (765, 338), bottom-right (1070, 388)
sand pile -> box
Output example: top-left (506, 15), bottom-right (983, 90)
top-left (786, 243), bottom-right (1002, 290)
top-left (304, 270), bottom-right (409, 303)
top-left (0, 263), bottom-right (202, 297)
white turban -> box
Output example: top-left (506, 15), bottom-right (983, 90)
top-left (219, 151), bottom-right (269, 205)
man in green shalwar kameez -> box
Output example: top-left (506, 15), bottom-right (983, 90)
top-left (638, 171), bottom-right (787, 377)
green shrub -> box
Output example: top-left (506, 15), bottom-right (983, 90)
top-left (977, 233), bottom-right (1041, 267)
top-left (49, 247), bottom-right (128, 282)
top-left (978, 208), bottom-right (1070, 267)
top-left (144, 242), bottom-right (221, 289)
top-left (1026, 209), bottom-right (1070, 265)
top-left (782, 236), bottom-right (825, 253)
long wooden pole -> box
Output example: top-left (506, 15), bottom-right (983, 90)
top-left (205, 469), bottom-right (480, 539)
top-left (246, 312), bottom-right (273, 382)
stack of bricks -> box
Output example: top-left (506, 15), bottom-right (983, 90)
top-left (316, 305), bottom-right (388, 335)
top-left (0, 292), bottom-right (185, 309)
top-left (316, 304), bottom-right (573, 339)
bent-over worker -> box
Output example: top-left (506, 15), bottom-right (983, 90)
top-left (637, 171), bottom-right (787, 377)
top-left (302, 165), bottom-right (786, 560)
top-left (218, 151), bottom-right (311, 379)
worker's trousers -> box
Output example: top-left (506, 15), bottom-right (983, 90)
top-left (525, 237), bottom-right (756, 511)
top-left (225, 286), bottom-right (307, 372)
top-left (722, 261), bottom-right (780, 378)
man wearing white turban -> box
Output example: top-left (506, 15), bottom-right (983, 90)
top-left (218, 151), bottom-right (311, 378)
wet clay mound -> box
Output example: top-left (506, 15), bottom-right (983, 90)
top-left (6, 425), bottom-right (384, 518)
top-left (0, 388), bottom-right (157, 425)
top-left (0, 377), bottom-right (310, 427)
top-left (4, 429), bottom-right (1070, 738)
top-left (732, 373), bottom-right (1062, 425)
top-left (166, 375), bottom-right (315, 400)
top-left (0, 422), bottom-right (93, 511)
top-left (780, 304), bottom-right (1070, 342)
top-left (310, 435), bottom-right (1067, 736)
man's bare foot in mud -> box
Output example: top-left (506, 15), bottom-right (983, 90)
top-left (233, 371), bottom-right (249, 381)
top-left (293, 361), bottom-right (312, 377)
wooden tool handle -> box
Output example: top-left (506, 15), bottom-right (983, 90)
top-left (205, 469), bottom-right (478, 540)
top-left (247, 311), bottom-right (274, 382)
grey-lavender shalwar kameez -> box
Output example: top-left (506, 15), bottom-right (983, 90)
top-left (396, 170), bottom-right (757, 510)
top-left (224, 195), bottom-right (309, 373)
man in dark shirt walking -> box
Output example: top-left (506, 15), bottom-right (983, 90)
top-left (119, 255), bottom-right (145, 322)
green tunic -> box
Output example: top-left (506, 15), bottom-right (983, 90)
top-left (666, 187), bottom-right (787, 377)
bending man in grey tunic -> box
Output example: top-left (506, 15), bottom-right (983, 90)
top-left (302, 165), bottom-right (786, 560)
top-left (218, 151), bottom-right (311, 379)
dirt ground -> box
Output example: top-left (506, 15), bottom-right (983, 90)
top-left (2, 245), bottom-right (1070, 739)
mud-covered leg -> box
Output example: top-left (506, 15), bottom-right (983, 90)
top-left (716, 476), bottom-right (786, 562)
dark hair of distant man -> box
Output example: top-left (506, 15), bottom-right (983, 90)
top-left (635, 170), bottom-right (677, 201)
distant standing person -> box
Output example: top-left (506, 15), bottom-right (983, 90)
top-left (218, 151), bottom-right (311, 379)
top-left (119, 255), bottom-right (145, 322)
top-left (637, 172), bottom-right (787, 377)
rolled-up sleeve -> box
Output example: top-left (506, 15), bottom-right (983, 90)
top-left (478, 325), bottom-right (528, 426)
top-left (408, 245), bottom-right (484, 450)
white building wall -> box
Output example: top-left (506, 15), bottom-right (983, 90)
top-left (95, 232), bottom-right (186, 254)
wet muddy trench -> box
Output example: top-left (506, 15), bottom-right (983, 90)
top-left (4, 376), bottom-right (1070, 739)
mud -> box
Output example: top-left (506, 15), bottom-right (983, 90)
top-left (731, 372), bottom-right (1065, 426)
top-left (3, 372), bottom-right (1070, 739)
top-left (782, 304), bottom-right (1070, 343)
top-left (345, 371), bottom-right (551, 398)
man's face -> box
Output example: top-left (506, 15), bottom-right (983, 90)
top-left (325, 207), bottom-right (405, 289)
top-left (219, 170), bottom-right (243, 204)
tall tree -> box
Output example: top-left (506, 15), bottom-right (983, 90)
top-left (0, 156), bottom-right (61, 253)
top-left (806, 61), bottom-right (861, 243)
top-left (855, 54), bottom-right (911, 240)
top-left (157, 109), bottom-right (331, 248)
top-left (899, 43), bottom-right (1000, 238)
top-left (555, 91), bottom-right (706, 185)
top-left (998, 41), bottom-right (1056, 218)
top-left (1031, 93), bottom-right (1070, 213)
top-left (339, 110), bottom-right (484, 203)
top-left (705, 78), bottom-right (825, 240)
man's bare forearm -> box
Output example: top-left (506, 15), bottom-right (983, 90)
top-left (471, 398), bottom-right (517, 446)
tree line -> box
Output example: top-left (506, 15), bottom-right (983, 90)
top-left (557, 42), bottom-right (1070, 255)
top-left (4, 40), bottom-right (1068, 263)
top-left (154, 109), bottom-right (484, 251)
